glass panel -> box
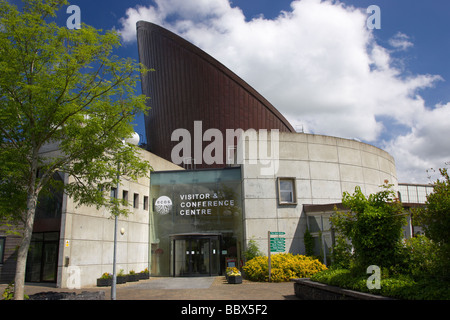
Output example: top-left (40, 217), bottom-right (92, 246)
top-left (26, 242), bottom-right (43, 282)
top-left (211, 238), bottom-right (220, 275)
top-left (308, 215), bottom-right (321, 233)
top-left (322, 215), bottom-right (331, 232)
top-left (191, 239), bottom-right (208, 275)
top-left (44, 232), bottom-right (59, 241)
top-left (407, 186), bottom-right (418, 203)
top-left (0, 238), bottom-right (5, 264)
top-left (173, 239), bottom-right (188, 276)
top-left (279, 180), bottom-right (293, 203)
top-left (280, 180), bottom-right (293, 192)
top-left (150, 168), bottom-right (242, 277)
top-left (42, 242), bottom-right (58, 282)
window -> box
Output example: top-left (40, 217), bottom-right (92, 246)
top-left (110, 187), bottom-right (117, 199)
top-left (144, 196), bottom-right (149, 211)
top-left (0, 237), bottom-right (5, 264)
top-left (122, 190), bottom-right (129, 203)
top-left (278, 178), bottom-right (297, 205)
top-left (133, 193), bottom-right (139, 209)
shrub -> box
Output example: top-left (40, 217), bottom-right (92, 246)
top-left (303, 229), bottom-right (315, 257)
top-left (243, 253), bottom-right (327, 282)
top-left (310, 267), bottom-right (450, 300)
top-left (413, 168), bottom-right (450, 278)
top-left (243, 238), bottom-right (263, 261)
top-left (331, 182), bottom-right (406, 270)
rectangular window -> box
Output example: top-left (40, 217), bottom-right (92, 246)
top-left (278, 178), bottom-right (297, 205)
top-left (110, 187), bottom-right (117, 199)
top-left (122, 190), bottom-right (129, 202)
top-left (143, 196), bottom-right (149, 211)
top-left (133, 193), bottom-right (139, 209)
top-left (0, 237), bottom-right (5, 264)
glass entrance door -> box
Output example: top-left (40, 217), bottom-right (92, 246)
top-left (171, 234), bottom-right (221, 277)
top-left (25, 232), bottom-right (59, 283)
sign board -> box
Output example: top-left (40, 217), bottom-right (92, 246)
top-left (268, 231), bottom-right (287, 281)
top-left (269, 234), bottom-right (286, 253)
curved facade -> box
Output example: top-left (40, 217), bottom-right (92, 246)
top-left (137, 21), bottom-right (295, 168)
top-left (239, 131), bottom-right (398, 257)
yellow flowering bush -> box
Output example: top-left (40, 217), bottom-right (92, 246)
top-left (243, 253), bottom-right (327, 282)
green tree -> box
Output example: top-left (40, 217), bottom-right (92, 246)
top-left (331, 182), bottom-right (406, 271)
top-left (0, 0), bottom-right (151, 299)
top-left (414, 168), bottom-right (450, 278)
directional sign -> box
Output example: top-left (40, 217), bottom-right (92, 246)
top-left (270, 235), bottom-right (286, 252)
top-left (270, 232), bottom-right (285, 236)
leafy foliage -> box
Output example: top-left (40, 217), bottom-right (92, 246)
top-left (0, 0), bottom-right (152, 221)
top-left (330, 182), bottom-right (406, 270)
top-left (311, 176), bottom-right (450, 300)
top-left (243, 238), bottom-right (263, 261)
top-left (0, 0), bottom-right (152, 299)
top-left (303, 228), bottom-right (315, 257)
top-left (311, 267), bottom-right (450, 300)
top-left (413, 168), bottom-right (450, 277)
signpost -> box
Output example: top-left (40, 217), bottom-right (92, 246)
top-left (268, 231), bottom-right (286, 282)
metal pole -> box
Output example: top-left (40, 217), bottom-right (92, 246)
top-left (111, 214), bottom-right (118, 300)
top-left (268, 231), bottom-right (271, 283)
top-left (111, 165), bottom-right (120, 300)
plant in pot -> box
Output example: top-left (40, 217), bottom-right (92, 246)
top-left (127, 270), bottom-right (140, 282)
top-left (139, 268), bottom-right (150, 280)
top-left (117, 269), bottom-right (127, 284)
top-left (226, 267), bottom-right (242, 284)
top-left (97, 273), bottom-right (112, 287)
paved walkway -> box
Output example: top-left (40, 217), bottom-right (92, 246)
top-left (1, 277), bottom-right (299, 300)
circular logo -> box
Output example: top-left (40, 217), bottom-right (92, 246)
top-left (155, 196), bottom-right (172, 215)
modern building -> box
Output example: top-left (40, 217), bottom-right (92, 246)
top-left (0, 22), bottom-right (429, 288)
top-left (136, 21), bottom-right (295, 169)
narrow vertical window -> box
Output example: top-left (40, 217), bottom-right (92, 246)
top-left (133, 193), bottom-right (139, 209)
top-left (144, 196), bottom-right (149, 211)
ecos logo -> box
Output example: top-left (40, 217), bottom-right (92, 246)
top-left (155, 196), bottom-right (172, 215)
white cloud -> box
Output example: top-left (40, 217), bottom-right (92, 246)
top-left (389, 32), bottom-right (414, 51)
top-left (384, 103), bottom-right (450, 183)
top-left (118, 0), bottom-right (448, 183)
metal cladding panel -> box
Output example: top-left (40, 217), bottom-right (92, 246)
top-left (137, 21), bottom-right (295, 168)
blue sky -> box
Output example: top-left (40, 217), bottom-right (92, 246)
top-left (42, 1), bottom-right (450, 182)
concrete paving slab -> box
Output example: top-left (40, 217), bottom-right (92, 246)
top-left (125, 277), bottom-right (216, 290)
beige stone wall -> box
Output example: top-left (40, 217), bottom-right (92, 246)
top-left (241, 132), bottom-right (397, 256)
top-left (58, 149), bottom-right (182, 288)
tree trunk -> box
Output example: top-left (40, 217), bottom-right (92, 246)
top-left (13, 189), bottom-right (38, 300)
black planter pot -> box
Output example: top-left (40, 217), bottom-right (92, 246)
top-left (117, 276), bottom-right (127, 284)
top-left (227, 275), bottom-right (242, 284)
top-left (127, 274), bottom-right (140, 282)
top-left (139, 272), bottom-right (150, 280)
top-left (97, 278), bottom-right (112, 287)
